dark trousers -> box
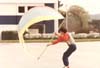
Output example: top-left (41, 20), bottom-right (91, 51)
top-left (63, 44), bottom-right (76, 66)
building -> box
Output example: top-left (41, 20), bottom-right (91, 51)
top-left (0, 0), bottom-right (59, 40)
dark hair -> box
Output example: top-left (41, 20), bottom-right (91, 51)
top-left (58, 27), bottom-right (67, 33)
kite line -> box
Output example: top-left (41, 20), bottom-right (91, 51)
top-left (37, 20), bottom-right (65, 60)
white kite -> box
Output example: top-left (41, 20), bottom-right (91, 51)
top-left (18, 6), bottom-right (64, 43)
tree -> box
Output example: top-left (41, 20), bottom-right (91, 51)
top-left (67, 5), bottom-right (90, 33)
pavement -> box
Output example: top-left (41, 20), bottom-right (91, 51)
top-left (0, 42), bottom-right (100, 68)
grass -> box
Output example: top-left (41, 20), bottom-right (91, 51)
top-left (0, 38), bottom-right (100, 43)
top-left (75, 38), bottom-right (100, 42)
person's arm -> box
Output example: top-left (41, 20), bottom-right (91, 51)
top-left (47, 36), bottom-right (63, 46)
top-left (47, 33), bottom-right (70, 46)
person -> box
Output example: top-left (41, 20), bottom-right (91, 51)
top-left (47, 27), bottom-right (77, 68)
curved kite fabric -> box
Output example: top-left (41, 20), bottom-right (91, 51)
top-left (18, 6), bottom-right (64, 43)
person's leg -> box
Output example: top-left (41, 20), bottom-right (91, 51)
top-left (62, 44), bottom-right (76, 68)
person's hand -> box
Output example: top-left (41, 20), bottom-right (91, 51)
top-left (54, 32), bottom-right (59, 36)
top-left (47, 43), bottom-right (52, 47)
top-left (54, 32), bottom-right (58, 35)
top-left (54, 32), bottom-right (60, 37)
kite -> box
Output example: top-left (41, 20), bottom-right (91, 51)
top-left (18, 6), bottom-right (64, 43)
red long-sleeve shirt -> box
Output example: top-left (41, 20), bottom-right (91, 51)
top-left (52, 33), bottom-right (70, 44)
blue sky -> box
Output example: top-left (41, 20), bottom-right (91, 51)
top-left (59, 0), bottom-right (100, 15)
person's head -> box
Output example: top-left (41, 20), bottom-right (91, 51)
top-left (58, 27), bottom-right (67, 34)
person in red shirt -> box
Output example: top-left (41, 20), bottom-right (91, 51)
top-left (47, 27), bottom-right (76, 68)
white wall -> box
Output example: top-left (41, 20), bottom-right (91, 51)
top-left (0, 4), bottom-right (17, 15)
top-left (0, 0), bottom-right (58, 3)
top-left (0, 0), bottom-right (58, 15)
top-left (16, 3), bottom-right (45, 15)
top-left (0, 3), bottom-right (45, 15)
